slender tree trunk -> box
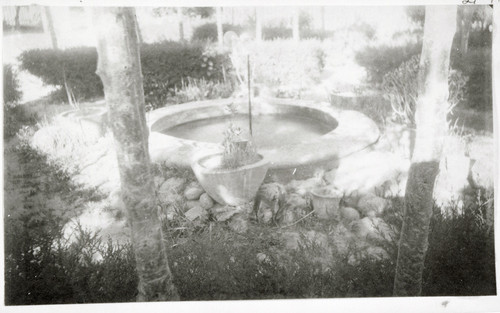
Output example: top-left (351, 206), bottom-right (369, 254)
top-left (255, 7), bottom-right (262, 42)
top-left (393, 6), bottom-right (457, 297)
top-left (292, 7), bottom-right (300, 42)
top-left (321, 6), bottom-right (325, 33)
top-left (177, 8), bottom-right (184, 42)
top-left (42, 6), bottom-right (76, 105)
top-left (133, 10), bottom-right (143, 44)
top-left (92, 7), bottom-right (179, 301)
top-left (14, 6), bottom-right (21, 30)
top-left (42, 7), bottom-right (58, 49)
top-left (459, 8), bottom-right (472, 55)
top-left (216, 7), bottom-right (224, 49)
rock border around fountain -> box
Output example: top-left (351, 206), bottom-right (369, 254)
top-left (148, 98), bottom-right (380, 182)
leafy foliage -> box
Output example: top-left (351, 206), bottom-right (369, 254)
top-left (165, 77), bottom-right (234, 107)
top-left (451, 48), bottom-right (492, 112)
top-left (422, 189), bottom-right (496, 296)
top-left (237, 39), bottom-right (326, 98)
top-left (191, 23), bottom-right (244, 42)
top-left (220, 103), bottom-right (259, 169)
top-left (355, 41), bottom-right (422, 84)
top-left (382, 54), bottom-right (468, 126)
top-left (19, 42), bottom-right (232, 108)
top-left (4, 130), bottom-right (137, 305)
top-left (3, 64), bottom-right (22, 105)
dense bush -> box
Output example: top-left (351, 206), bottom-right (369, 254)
top-left (3, 64), bottom-right (22, 105)
top-left (382, 54), bottom-right (468, 126)
top-left (422, 190), bottom-right (496, 296)
top-left (191, 23), bottom-right (244, 42)
top-left (19, 47), bottom-right (102, 101)
top-left (262, 26), bottom-right (292, 40)
top-left (236, 39), bottom-right (326, 98)
top-left (355, 41), bottom-right (422, 84)
top-left (4, 128), bottom-right (137, 304)
top-left (19, 41), bottom-right (232, 108)
top-left (141, 42), bottom-right (232, 108)
top-left (451, 48), bottom-right (492, 112)
top-left (348, 22), bottom-right (376, 40)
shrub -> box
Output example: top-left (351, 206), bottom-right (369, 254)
top-left (19, 42), bottom-right (232, 108)
top-left (19, 47), bottom-right (102, 101)
top-left (236, 39), bottom-right (325, 98)
top-left (191, 23), bottom-right (244, 42)
top-left (3, 64), bottom-right (22, 105)
top-left (262, 26), bottom-right (292, 40)
top-left (422, 189), bottom-right (496, 296)
top-left (348, 22), bottom-right (376, 40)
top-left (4, 130), bottom-right (136, 305)
top-left (166, 77), bottom-right (234, 106)
top-left (355, 41), bottom-right (422, 84)
top-left (301, 29), bottom-right (335, 40)
top-left (451, 48), bottom-right (492, 112)
top-left (382, 54), bottom-right (468, 126)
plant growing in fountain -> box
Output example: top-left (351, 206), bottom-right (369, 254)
top-left (221, 102), bottom-right (260, 168)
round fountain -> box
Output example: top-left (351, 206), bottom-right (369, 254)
top-left (148, 98), bottom-right (380, 182)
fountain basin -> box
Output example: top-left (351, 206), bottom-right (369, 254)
top-left (148, 98), bottom-right (380, 182)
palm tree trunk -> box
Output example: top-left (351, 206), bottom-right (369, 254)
top-left (93, 7), bottom-right (179, 301)
top-left (393, 5), bottom-right (457, 297)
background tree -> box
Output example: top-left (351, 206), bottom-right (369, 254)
top-left (216, 7), bottom-right (224, 49)
top-left (255, 7), bottom-right (262, 42)
top-left (393, 6), bottom-right (457, 297)
top-left (152, 7), bottom-right (214, 42)
top-left (292, 7), bottom-right (300, 42)
top-left (92, 7), bottom-right (179, 301)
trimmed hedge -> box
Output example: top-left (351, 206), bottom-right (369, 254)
top-left (355, 42), bottom-right (422, 84)
top-left (19, 41), bottom-right (232, 107)
top-left (191, 23), bottom-right (244, 42)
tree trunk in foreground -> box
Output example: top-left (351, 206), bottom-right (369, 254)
top-left (393, 6), bottom-right (456, 297)
top-left (93, 7), bottom-right (179, 301)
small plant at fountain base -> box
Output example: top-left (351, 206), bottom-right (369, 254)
top-left (221, 103), bottom-right (260, 169)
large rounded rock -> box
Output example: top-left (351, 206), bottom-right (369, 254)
top-left (340, 206), bottom-right (360, 223)
top-left (184, 206), bottom-right (208, 221)
top-left (469, 159), bottom-right (494, 190)
top-left (159, 177), bottom-right (186, 195)
top-left (468, 135), bottom-right (494, 189)
top-left (154, 176), bottom-right (166, 187)
top-left (350, 217), bottom-right (376, 239)
top-left (357, 194), bottom-right (390, 216)
top-left (286, 193), bottom-right (310, 212)
top-left (228, 212), bottom-right (248, 233)
top-left (287, 177), bottom-right (324, 197)
top-left (434, 155), bottom-right (471, 208)
top-left (185, 200), bottom-right (200, 210)
top-left (184, 182), bottom-right (204, 200)
top-left (199, 193), bottom-right (215, 209)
